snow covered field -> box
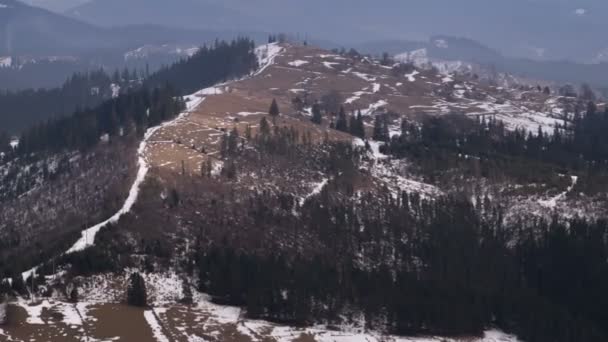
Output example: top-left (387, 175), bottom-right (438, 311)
top-left (0, 271), bottom-right (522, 342)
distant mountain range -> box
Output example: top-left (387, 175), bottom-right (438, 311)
top-left (58, 0), bottom-right (608, 64)
top-left (0, 0), bottom-right (262, 56)
top-left (3, 0), bottom-right (608, 88)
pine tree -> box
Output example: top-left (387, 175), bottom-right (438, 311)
top-left (127, 272), bottom-right (148, 307)
top-left (336, 106), bottom-right (348, 132)
top-left (311, 103), bottom-right (323, 124)
top-left (228, 127), bottom-right (239, 156)
top-left (350, 110), bottom-right (365, 139)
top-left (269, 99), bottom-right (280, 124)
top-left (259, 117), bottom-right (271, 138)
top-left (373, 115), bottom-right (389, 142)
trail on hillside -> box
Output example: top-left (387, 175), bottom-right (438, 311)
top-left (21, 43), bottom-right (285, 281)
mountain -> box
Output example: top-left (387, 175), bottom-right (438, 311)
top-left (65, 0), bottom-right (608, 63)
top-left (2, 40), bottom-right (608, 341)
top-left (0, 0), bottom-right (262, 56)
top-left (0, 0), bottom-right (109, 55)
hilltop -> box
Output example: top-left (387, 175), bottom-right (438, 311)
top-left (1, 41), bottom-right (608, 341)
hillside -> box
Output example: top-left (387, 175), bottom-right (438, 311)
top-left (2, 42), bottom-right (608, 341)
top-left (357, 36), bottom-right (608, 87)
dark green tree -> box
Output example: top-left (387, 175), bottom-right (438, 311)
top-left (127, 272), bottom-right (148, 307)
top-left (311, 103), bottom-right (323, 125)
top-left (269, 99), bottom-right (280, 123)
top-left (336, 106), bottom-right (348, 132)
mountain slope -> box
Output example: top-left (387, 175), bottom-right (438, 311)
top-left (0, 0), bottom-right (107, 55)
top-left (357, 36), bottom-right (608, 87)
top-left (0, 0), bottom-right (261, 56)
top-left (2, 42), bottom-right (608, 341)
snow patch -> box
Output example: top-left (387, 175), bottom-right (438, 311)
top-left (300, 178), bottom-right (329, 206)
top-left (323, 61), bottom-right (340, 69)
top-left (255, 43), bottom-right (284, 76)
top-left (434, 39), bottom-right (449, 49)
top-left (351, 72), bottom-right (377, 82)
top-left (361, 100), bottom-right (388, 116)
top-left (144, 310), bottom-right (170, 342)
top-left (0, 56), bottom-right (11, 67)
top-left (538, 175), bottom-right (578, 208)
top-left (288, 60), bottom-right (309, 67)
top-left (405, 70), bottom-right (420, 82)
top-left (237, 111), bottom-right (265, 117)
top-left (110, 83), bottom-right (120, 98)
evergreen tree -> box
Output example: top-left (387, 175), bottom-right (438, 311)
top-left (336, 106), bottom-right (348, 132)
top-left (269, 99), bottom-right (280, 124)
top-left (127, 272), bottom-right (148, 307)
top-left (373, 115), bottom-right (389, 142)
top-left (259, 117), bottom-right (271, 138)
top-left (349, 110), bottom-right (365, 139)
top-left (311, 103), bottom-right (323, 125)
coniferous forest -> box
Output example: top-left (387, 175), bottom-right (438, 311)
top-left (146, 38), bottom-right (258, 95)
top-left (4, 35), bottom-right (608, 342)
top-left (2, 38), bottom-right (258, 158)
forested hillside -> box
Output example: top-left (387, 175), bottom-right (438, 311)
top-left (0, 69), bottom-right (131, 134)
top-left (0, 38), bottom-right (258, 280)
top-left (2, 40), bottom-right (608, 342)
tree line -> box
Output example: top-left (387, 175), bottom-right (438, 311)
top-left (4, 38), bottom-right (259, 157)
top-left (386, 104), bottom-right (608, 192)
top-left (0, 68), bottom-right (147, 136)
top-left (191, 188), bottom-right (608, 342)
top-left (146, 37), bottom-right (258, 95)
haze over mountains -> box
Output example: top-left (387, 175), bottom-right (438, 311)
top-left (0, 0), bottom-right (259, 55)
top-left (3, 0), bottom-right (608, 88)
top-left (43, 0), bottom-right (608, 63)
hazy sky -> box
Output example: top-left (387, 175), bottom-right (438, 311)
top-left (22, 0), bottom-right (88, 11)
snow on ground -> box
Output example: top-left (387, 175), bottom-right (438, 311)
top-left (538, 175), bottom-right (578, 208)
top-left (288, 60), bottom-right (309, 67)
top-left (64, 123), bottom-right (160, 254)
top-left (372, 83), bottom-right (381, 93)
top-left (300, 178), bottom-right (329, 206)
top-left (322, 61), bottom-right (340, 69)
top-left (361, 100), bottom-right (388, 116)
top-left (110, 83), bottom-right (120, 98)
top-left (394, 49), bottom-right (429, 66)
top-left (355, 139), bottom-right (441, 199)
top-left (442, 75), bottom-right (454, 83)
top-left (144, 310), bottom-right (170, 342)
top-left (15, 299), bottom-right (53, 325)
top-left (237, 111), bottom-right (266, 117)
top-left (405, 70), bottom-right (420, 82)
top-left (351, 71), bottom-right (377, 82)
top-left (467, 99), bottom-right (565, 133)
top-left (254, 323), bottom-right (518, 342)
top-left (9, 139), bottom-right (18, 149)
top-left (0, 56), bottom-right (11, 67)
top-left (345, 91), bottom-right (371, 104)
top-left (255, 43), bottom-right (284, 76)
top-left (10, 269), bottom-right (521, 342)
